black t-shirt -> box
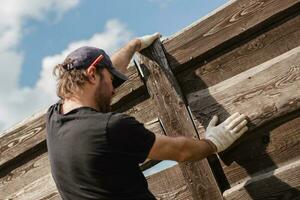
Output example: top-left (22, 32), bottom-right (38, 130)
top-left (46, 103), bottom-right (156, 200)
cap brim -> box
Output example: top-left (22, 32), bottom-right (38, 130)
top-left (108, 67), bottom-right (128, 88)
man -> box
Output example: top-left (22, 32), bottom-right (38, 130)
top-left (46, 33), bottom-right (248, 200)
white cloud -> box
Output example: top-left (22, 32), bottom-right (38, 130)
top-left (0, 0), bottom-right (80, 94)
top-left (0, 0), bottom-right (79, 51)
top-left (0, 19), bottom-right (132, 132)
top-left (0, 0), bottom-right (76, 131)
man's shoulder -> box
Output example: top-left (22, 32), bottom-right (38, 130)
top-left (108, 112), bottom-right (138, 127)
top-left (46, 102), bottom-right (59, 121)
top-left (109, 112), bottom-right (131, 121)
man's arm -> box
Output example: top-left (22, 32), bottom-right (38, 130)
top-left (111, 33), bottom-right (161, 73)
top-left (148, 113), bottom-right (248, 162)
top-left (110, 39), bottom-right (140, 74)
top-left (148, 134), bottom-right (216, 162)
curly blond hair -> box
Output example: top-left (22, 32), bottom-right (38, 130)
top-left (53, 58), bottom-right (102, 99)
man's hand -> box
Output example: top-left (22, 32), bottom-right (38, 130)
top-left (138, 32), bottom-right (161, 51)
top-left (205, 113), bottom-right (248, 153)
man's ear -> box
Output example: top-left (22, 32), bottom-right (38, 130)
top-left (86, 65), bottom-right (97, 83)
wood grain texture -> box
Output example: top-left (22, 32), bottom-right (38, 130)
top-left (188, 46), bottom-right (300, 135)
top-left (38, 192), bottom-right (61, 200)
top-left (187, 46), bottom-right (300, 191)
top-left (122, 96), bottom-right (157, 124)
top-left (147, 165), bottom-right (193, 200)
top-left (138, 40), bottom-right (223, 200)
top-left (223, 159), bottom-right (300, 200)
top-left (163, 0), bottom-right (300, 72)
top-left (0, 111), bottom-right (46, 167)
top-left (0, 152), bottom-right (53, 199)
top-left (111, 63), bottom-right (145, 107)
top-left (179, 12), bottom-right (300, 95)
top-left (218, 109), bottom-right (300, 187)
top-left (4, 173), bottom-right (59, 200)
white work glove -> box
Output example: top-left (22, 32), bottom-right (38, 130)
top-left (138, 32), bottom-right (161, 50)
top-left (205, 112), bottom-right (248, 153)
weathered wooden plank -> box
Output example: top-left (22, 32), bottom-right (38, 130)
top-left (144, 118), bottom-right (165, 136)
top-left (138, 40), bottom-right (223, 200)
top-left (163, 0), bottom-right (300, 71)
top-left (187, 46), bottom-right (300, 190)
top-left (4, 173), bottom-right (59, 200)
top-left (111, 63), bottom-right (144, 106)
top-left (0, 152), bottom-right (52, 198)
top-left (218, 109), bottom-right (300, 187)
top-left (122, 96), bottom-right (157, 124)
top-left (0, 111), bottom-right (46, 167)
top-left (188, 46), bottom-right (300, 136)
top-left (38, 192), bottom-right (61, 200)
top-left (147, 164), bottom-right (193, 200)
top-left (179, 12), bottom-right (300, 95)
top-left (223, 159), bottom-right (300, 200)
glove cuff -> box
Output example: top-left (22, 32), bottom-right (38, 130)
top-left (205, 136), bottom-right (224, 153)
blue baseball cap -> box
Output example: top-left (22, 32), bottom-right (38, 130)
top-left (64, 46), bottom-right (128, 88)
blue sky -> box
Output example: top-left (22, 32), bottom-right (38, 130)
top-left (0, 0), bottom-right (227, 132)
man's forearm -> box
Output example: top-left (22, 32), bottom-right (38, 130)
top-left (180, 138), bottom-right (217, 162)
top-left (111, 33), bottom-right (161, 74)
top-left (111, 39), bottom-right (141, 74)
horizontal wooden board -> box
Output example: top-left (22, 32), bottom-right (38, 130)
top-left (40, 193), bottom-right (61, 200)
top-left (0, 152), bottom-right (52, 198)
top-left (111, 63), bottom-right (145, 106)
top-left (163, 0), bottom-right (300, 71)
top-left (122, 96), bottom-right (157, 124)
top-left (188, 45), bottom-right (300, 135)
top-left (223, 159), bottom-right (300, 200)
top-left (179, 12), bottom-right (300, 95)
top-left (187, 46), bottom-right (300, 188)
top-left (144, 118), bottom-right (165, 136)
top-left (219, 109), bottom-right (300, 187)
top-left (0, 111), bottom-right (46, 167)
top-left (147, 164), bottom-right (193, 200)
top-left (4, 173), bottom-right (58, 200)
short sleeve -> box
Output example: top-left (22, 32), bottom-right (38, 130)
top-left (106, 113), bottom-right (156, 163)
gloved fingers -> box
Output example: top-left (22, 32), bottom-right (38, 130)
top-left (233, 126), bottom-right (248, 139)
top-left (208, 115), bottom-right (218, 128)
top-left (231, 119), bottom-right (248, 133)
top-left (139, 32), bottom-right (161, 50)
top-left (142, 32), bottom-right (161, 41)
top-left (151, 32), bottom-right (161, 38)
top-left (227, 113), bottom-right (246, 130)
top-left (223, 112), bottom-right (240, 125)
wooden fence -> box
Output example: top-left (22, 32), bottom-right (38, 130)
top-left (1, 0), bottom-right (300, 199)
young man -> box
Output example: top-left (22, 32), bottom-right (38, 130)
top-left (46, 33), bottom-right (248, 200)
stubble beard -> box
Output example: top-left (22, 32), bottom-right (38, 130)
top-left (95, 84), bottom-right (112, 113)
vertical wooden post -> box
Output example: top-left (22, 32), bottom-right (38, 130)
top-left (137, 40), bottom-right (223, 200)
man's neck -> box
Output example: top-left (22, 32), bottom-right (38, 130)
top-left (61, 98), bottom-right (98, 114)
